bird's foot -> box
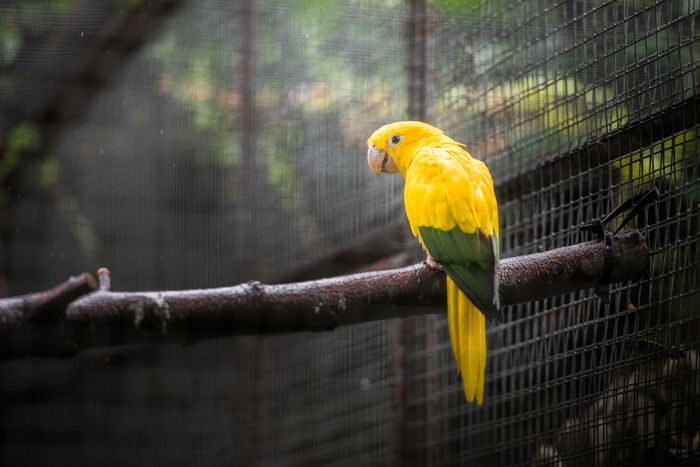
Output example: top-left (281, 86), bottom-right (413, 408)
top-left (425, 255), bottom-right (441, 270)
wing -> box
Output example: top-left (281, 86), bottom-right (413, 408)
top-left (404, 145), bottom-right (501, 320)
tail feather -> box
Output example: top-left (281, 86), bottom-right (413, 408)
top-left (447, 279), bottom-right (462, 369)
top-left (447, 277), bottom-right (487, 404)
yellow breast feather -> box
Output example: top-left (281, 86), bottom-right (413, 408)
top-left (404, 144), bottom-right (498, 240)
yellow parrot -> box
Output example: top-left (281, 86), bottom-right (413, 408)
top-left (367, 121), bottom-right (500, 404)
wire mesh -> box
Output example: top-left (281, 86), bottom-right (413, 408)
top-left (0, 0), bottom-right (698, 466)
top-left (424, 0), bottom-right (700, 465)
top-left (0, 0), bottom-right (406, 465)
top-left (3, 0), bottom-right (408, 293)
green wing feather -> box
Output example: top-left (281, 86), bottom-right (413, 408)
top-left (418, 225), bottom-right (501, 321)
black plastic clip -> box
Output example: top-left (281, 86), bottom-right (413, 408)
top-left (580, 218), bottom-right (614, 302)
top-left (580, 188), bottom-right (659, 303)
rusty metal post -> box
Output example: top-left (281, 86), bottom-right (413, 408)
top-left (395, 1), bottom-right (437, 465)
top-left (233, 3), bottom-right (271, 466)
top-left (239, 0), bottom-right (259, 276)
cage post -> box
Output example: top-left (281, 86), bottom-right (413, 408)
top-left (406, 0), bottom-right (435, 123)
top-left (233, 1), bottom-right (272, 465)
top-left (393, 0), bottom-right (437, 465)
top-left (239, 0), bottom-right (259, 273)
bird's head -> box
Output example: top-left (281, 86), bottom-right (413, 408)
top-left (366, 121), bottom-right (448, 177)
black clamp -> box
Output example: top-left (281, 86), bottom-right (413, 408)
top-left (580, 218), bottom-right (614, 303)
top-left (580, 188), bottom-right (659, 304)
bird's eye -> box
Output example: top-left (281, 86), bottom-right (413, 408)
top-left (388, 134), bottom-right (402, 147)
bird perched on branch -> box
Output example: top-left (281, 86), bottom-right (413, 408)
top-left (367, 121), bottom-right (500, 404)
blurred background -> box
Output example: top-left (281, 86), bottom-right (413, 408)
top-left (0, 0), bottom-right (698, 465)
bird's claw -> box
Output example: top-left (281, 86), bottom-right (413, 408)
top-left (425, 255), bottom-right (441, 270)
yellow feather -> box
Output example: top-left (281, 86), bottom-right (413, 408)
top-left (368, 121), bottom-right (497, 404)
top-left (452, 287), bottom-right (486, 404)
top-left (404, 145), bottom-right (495, 236)
top-left (475, 302), bottom-right (486, 405)
top-left (446, 278), bottom-right (461, 369)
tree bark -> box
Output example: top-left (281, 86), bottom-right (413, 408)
top-left (0, 231), bottom-right (648, 356)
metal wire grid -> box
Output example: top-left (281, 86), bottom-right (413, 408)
top-left (435, 0), bottom-right (697, 179)
top-left (5, 0), bottom-right (408, 293)
top-left (0, 0), bottom-right (698, 465)
top-left (258, 322), bottom-right (395, 466)
top-left (2, 1), bottom-right (407, 465)
top-left (407, 0), bottom-right (700, 464)
top-left (420, 129), bottom-right (699, 465)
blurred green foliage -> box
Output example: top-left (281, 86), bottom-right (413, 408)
top-left (39, 157), bottom-right (59, 187)
top-left (144, 0), bottom-right (405, 220)
top-left (615, 131), bottom-right (696, 188)
top-left (0, 122), bottom-right (39, 185)
top-left (0, 1), bottom-right (82, 67)
top-left (0, 20), bottom-right (21, 66)
top-left (434, 0), bottom-right (697, 176)
top-left (444, 74), bottom-right (628, 162)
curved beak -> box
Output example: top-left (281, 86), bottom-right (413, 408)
top-left (367, 146), bottom-right (399, 176)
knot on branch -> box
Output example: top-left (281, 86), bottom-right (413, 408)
top-left (244, 280), bottom-right (265, 307)
top-left (129, 294), bottom-right (172, 334)
top-left (97, 267), bottom-right (112, 291)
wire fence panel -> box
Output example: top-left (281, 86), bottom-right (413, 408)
top-left (0, 0), bottom-right (698, 466)
top-left (0, 1), bottom-right (407, 466)
top-left (3, 0), bottom-right (408, 293)
top-left (426, 0), bottom-right (700, 465)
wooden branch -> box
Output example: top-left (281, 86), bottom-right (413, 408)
top-left (498, 230), bottom-right (647, 305)
top-left (0, 273), bottom-right (97, 357)
top-left (0, 231), bottom-right (648, 356)
top-left (0, 273), bottom-right (97, 328)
